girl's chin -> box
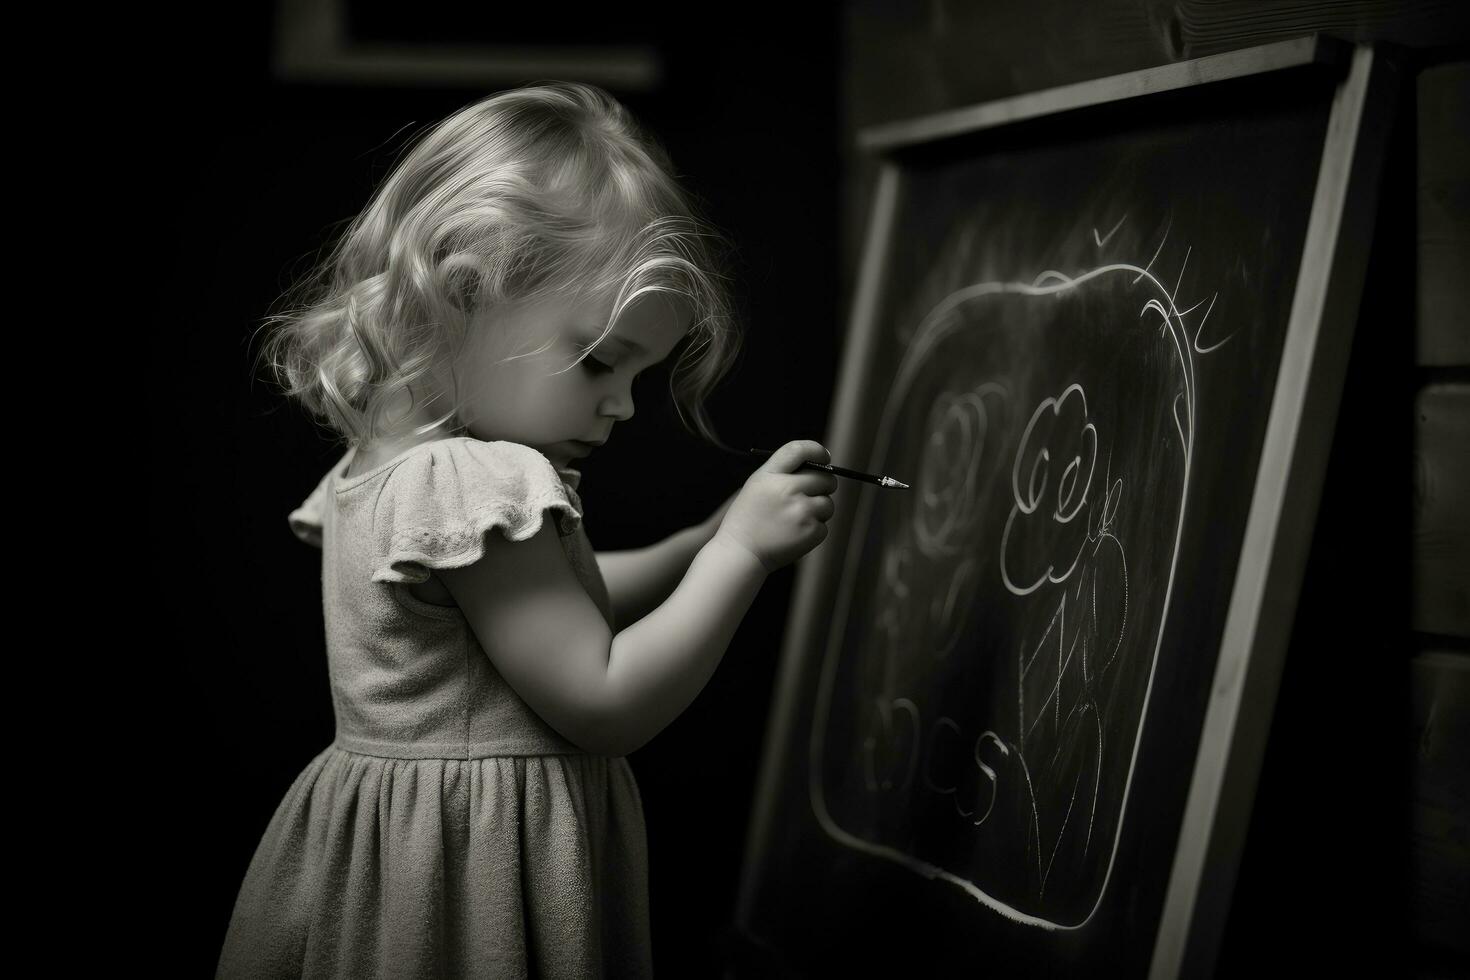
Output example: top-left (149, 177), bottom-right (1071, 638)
top-left (544, 443), bottom-right (581, 466)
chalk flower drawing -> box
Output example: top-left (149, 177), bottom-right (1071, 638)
top-left (809, 217), bottom-right (1229, 929)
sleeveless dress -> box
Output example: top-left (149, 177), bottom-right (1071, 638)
top-left (216, 436), bottom-right (653, 979)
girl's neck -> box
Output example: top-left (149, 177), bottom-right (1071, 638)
top-left (359, 427), bottom-right (450, 458)
top-left (348, 420), bottom-right (457, 478)
top-left (359, 387), bottom-right (456, 457)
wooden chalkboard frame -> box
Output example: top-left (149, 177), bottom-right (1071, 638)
top-left (734, 35), bottom-right (1399, 979)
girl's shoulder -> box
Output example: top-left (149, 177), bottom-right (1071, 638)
top-left (335, 436), bottom-right (574, 490)
top-left (289, 437), bottom-right (577, 550)
top-left (361, 438), bottom-right (585, 586)
top-left (353, 437), bottom-right (577, 500)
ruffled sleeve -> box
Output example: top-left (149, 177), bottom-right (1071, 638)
top-left (286, 450), bottom-right (350, 549)
top-left (370, 438), bottom-right (584, 585)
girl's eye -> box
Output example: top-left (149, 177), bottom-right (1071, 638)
top-left (582, 356), bottom-right (615, 375)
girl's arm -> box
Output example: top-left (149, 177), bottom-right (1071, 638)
top-left (439, 487), bottom-right (761, 757)
top-left (594, 490), bottom-right (739, 630)
top-left (438, 484), bottom-right (758, 758)
top-left (603, 533), bottom-right (767, 755)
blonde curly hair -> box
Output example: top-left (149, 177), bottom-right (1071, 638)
top-left (256, 80), bottom-right (742, 451)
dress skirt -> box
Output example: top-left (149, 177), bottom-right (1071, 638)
top-left (216, 745), bottom-right (652, 979)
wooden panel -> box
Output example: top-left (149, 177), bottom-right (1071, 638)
top-left (1417, 62), bottom-right (1470, 366)
top-left (844, 0), bottom-right (1467, 131)
top-left (274, 0), bottom-right (662, 89)
top-left (1410, 650), bottom-right (1470, 956)
top-left (1174, 0), bottom-right (1470, 56)
top-left (1413, 385), bottom-right (1470, 637)
top-left (859, 36), bottom-right (1343, 153)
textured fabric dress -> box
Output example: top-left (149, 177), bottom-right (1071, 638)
top-left (216, 437), bottom-right (653, 980)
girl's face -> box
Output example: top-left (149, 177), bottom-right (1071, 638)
top-left (449, 291), bottom-right (691, 468)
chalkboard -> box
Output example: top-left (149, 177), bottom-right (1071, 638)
top-left (734, 39), bottom-right (1397, 979)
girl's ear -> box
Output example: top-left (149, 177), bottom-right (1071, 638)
top-left (444, 273), bottom-right (477, 315)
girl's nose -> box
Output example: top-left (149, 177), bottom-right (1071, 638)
top-left (600, 392), bottom-right (634, 422)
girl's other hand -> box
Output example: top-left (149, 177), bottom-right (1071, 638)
top-left (713, 440), bottom-right (837, 574)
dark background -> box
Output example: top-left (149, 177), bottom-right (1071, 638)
top-left (152, 2), bottom-right (1466, 977)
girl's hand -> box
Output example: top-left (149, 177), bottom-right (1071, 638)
top-left (712, 440), bottom-right (837, 574)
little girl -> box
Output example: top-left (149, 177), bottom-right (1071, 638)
top-left (216, 81), bottom-right (836, 979)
